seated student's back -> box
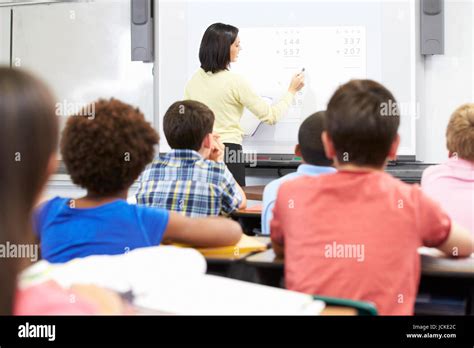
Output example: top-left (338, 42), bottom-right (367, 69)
top-left (422, 104), bottom-right (474, 235)
top-left (262, 111), bottom-right (335, 235)
top-left (35, 99), bottom-right (167, 263)
top-left (136, 100), bottom-right (246, 217)
top-left (36, 197), bottom-right (168, 263)
top-left (36, 99), bottom-right (242, 263)
top-left (271, 80), bottom-right (473, 315)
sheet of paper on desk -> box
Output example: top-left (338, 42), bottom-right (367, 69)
top-left (134, 274), bottom-right (325, 315)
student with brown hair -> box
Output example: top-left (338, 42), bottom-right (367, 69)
top-left (0, 67), bottom-right (123, 315)
top-left (270, 79), bottom-right (473, 315)
top-left (422, 104), bottom-right (474, 235)
top-left (136, 100), bottom-right (247, 217)
top-left (35, 98), bottom-right (242, 264)
top-left (261, 111), bottom-right (335, 235)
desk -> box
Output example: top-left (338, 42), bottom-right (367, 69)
top-left (204, 236), bottom-right (270, 280)
top-left (231, 207), bottom-right (263, 236)
top-left (245, 248), bottom-right (474, 276)
top-left (242, 185), bottom-right (265, 201)
top-left (244, 248), bottom-right (474, 315)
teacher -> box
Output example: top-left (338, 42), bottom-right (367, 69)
top-left (184, 23), bottom-right (305, 186)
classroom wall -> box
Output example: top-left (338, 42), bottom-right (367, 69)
top-left (417, 0), bottom-right (474, 163)
top-left (1, 1), bottom-right (473, 192)
top-left (0, 8), bottom-right (10, 65)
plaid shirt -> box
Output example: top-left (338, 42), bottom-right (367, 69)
top-left (136, 149), bottom-right (243, 217)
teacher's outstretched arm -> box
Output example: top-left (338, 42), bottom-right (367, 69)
top-left (236, 72), bottom-right (305, 125)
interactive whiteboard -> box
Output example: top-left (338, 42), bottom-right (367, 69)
top-left (157, 0), bottom-right (417, 156)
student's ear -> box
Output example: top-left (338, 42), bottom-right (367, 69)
top-left (321, 131), bottom-right (336, 161)
top-left (294, 144), bottom-right (302, 157)
top-left (387, 134), bottom-right (400, 161)
top-left (201, 133), bottom-right (212, 150)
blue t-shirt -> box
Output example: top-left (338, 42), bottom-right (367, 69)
top-left (35, 197), bottom-right (169, 263)
top-left (261, 164), bottom-right (336, 235)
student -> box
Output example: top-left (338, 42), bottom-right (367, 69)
top-left (422, 104), bottom-right (474, 235)
top-left (136, 100), bottom-right (247, 217)
top-left (0, 67), bottom-right (124, 315)
top-left (261, 111), bottom-right (336, 235)
top-left (35, 98), bottom-right (242, 264)
top-left (270, 79), bottom-right (473, 315)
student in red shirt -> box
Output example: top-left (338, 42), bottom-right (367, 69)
top-left (270, 79), bottom-right (473, 315)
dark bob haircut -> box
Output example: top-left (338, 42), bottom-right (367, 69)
top-left (199, 23), bottom-right (239, 73)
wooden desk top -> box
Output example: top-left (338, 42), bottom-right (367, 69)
top-left (232, 208), bottom-right (262, 217)
top-left (242, 185), bottom-right (265, 201)
top-left (245, 248), bottom-right (474, 277)
top-left (321, 306), bottom-right (358, 316)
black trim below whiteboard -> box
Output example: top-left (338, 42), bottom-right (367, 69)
top-left (245, 154), bottom-right (417, 169)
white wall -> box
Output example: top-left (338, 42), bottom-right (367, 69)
top-left (0, 8), bottom-right (10, 65)
top-left (417, 0), bottom-right (474, 163)
top-left (1, 0), bottom-right (473, 166)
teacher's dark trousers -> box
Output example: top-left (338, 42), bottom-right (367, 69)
top-left (224, 143), bottom-right (246, 187)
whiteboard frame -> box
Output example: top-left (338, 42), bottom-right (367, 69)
top-left (154, 0), bottom-right (420, 159)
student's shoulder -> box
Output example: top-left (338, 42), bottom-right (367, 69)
top-left (377, 171), bottom-right (416, 193)
top-left (421, 162), bottom-right (450, 183)
top-left (133, 203), bottom-right (169, 218)
top-left (196, 158), bottom-right (227, 175)
top-left (380, 172), bottom-right (429, 206)
top-left (35, 197), bottom-right (71, 231)
top-left (37, 196), bottom-right (70, 214)
top-left (264, 172), bottom-right (300, 196)
top-left (277, 173), bottom-right (325, 196)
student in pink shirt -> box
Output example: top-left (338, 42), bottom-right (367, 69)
top-left (0, 67), bottom-right (124, 315)
top-left (422, 104), bottom-right (474, 235)
top-left (271, 79), bottom-right (473, 315)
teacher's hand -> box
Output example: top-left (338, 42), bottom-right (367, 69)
top-left (288, 73), bottom-right (305, 94)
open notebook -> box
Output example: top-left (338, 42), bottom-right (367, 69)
top-left (20, 246), bottom-right (324, 315)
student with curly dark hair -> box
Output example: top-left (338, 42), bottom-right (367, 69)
top-left (35, 98), bottom-right (242, 263)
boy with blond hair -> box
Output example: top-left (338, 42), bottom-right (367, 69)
top-left (422, 104), bottom-right (474, 235)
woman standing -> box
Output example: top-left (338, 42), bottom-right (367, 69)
top-left (185, 23), bottom-right (305, 186)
